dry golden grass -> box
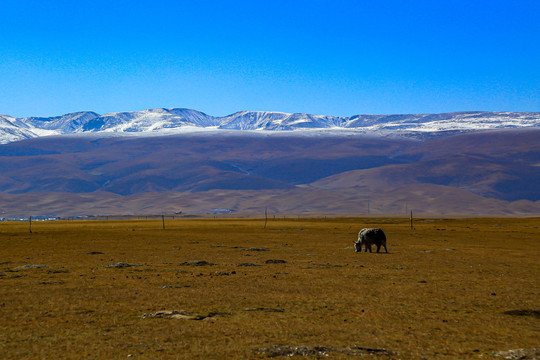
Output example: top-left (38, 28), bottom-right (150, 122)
top-left (1, 217), bottom-right (539, 359)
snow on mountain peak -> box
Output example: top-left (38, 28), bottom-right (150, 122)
top-left (1, 108), bottom-right (539, 144)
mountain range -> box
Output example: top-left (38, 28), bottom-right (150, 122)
top-left (1, 125), bottom-right (539, 217)
top-left (1, 108), bottom-right (540, 144)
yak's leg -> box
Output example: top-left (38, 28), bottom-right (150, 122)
top-left (376, 244), bottom-right (381, 253)
top-left (383, 244), bottom-right (388, 253)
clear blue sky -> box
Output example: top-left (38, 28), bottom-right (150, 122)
top-left (1, 0), bottom-right (538, 117)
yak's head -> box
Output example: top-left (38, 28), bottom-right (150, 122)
top-left (354, 240), bottom-right (362, 252)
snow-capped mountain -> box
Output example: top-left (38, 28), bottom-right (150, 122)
top-left (24, 111), bottom-right (100, 133)
top-left (0, 115), bottom-right (40, 143)
top-left (218, 111), bottom-right (346, 130)
top-left (343, 111), bottom-right (540, 132)
top-left (1, 108), bottom-right (539, 144)
top-left (81, 108), bottom-right (216, 132)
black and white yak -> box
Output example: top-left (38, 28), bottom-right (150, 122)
top-left (354, 228), bottom-right (388, 253)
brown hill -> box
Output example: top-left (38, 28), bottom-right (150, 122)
top-left (310, 129), bottom-right (540, 201)
top-left (1, 185), bottom-right (539, 217)
top-left (0, 129), bottom-right (539, 216)
top-left (0, 134), bottom-right (411, 194)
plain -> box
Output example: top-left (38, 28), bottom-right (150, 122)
top-left (0, 217), bottom-right (539, 359)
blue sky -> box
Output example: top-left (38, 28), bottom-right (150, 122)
top-left (1, 0), bottom-right (538, 117)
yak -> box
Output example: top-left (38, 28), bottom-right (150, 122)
top-left (354, 228), bottom-right (388, 253)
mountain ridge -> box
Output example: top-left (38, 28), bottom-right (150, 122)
top-left (1, 129), bottom-right (540, 216)
top-left (1, 108), bottom-right (539, 144)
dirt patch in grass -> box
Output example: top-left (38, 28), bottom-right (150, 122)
top-left (13, 264), bottom-right (50, 270)
top-left (264, 259), bottom-right (287, 264)
top-left (494, 348), bottom-right (540, 359)
top-left (503, 310), bottom-right (540, 319)
top-left (242, 247), bottom-right (269, 251)
top-left (142, 310), bottom-right (225, 321)
top-left (254, 344), bottom-right (394, 357)
top-left (243, 307), bottom-right (284, 313)
top-left (106, 262), bottom-right (142, 268)
top-left (180, 260), bottom-right (214, 266)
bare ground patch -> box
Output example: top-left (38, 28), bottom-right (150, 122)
top-left (253, 345), bottom-right (394, 357)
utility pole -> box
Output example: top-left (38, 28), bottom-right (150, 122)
top-left (264, 207), bottom-right (268, 229)
top-left (29, 216), bottom-right (32, 234)
top-left (410, 210), bottom-right (413, 230)
top-left (162, 214), bottom-right (165, 230)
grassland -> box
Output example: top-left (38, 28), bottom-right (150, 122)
top-left (1, 217), bottom-right (538, 359)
